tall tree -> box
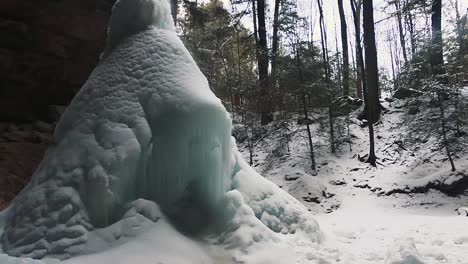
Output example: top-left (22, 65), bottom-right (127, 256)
top-left (402, 0), bottom-right (416, 55)
top-left (362, 0), bottom-right (380, 165)
top-left (256, 0), bottom-right (273, 125)
top-left (271, 0), bottom-right (281, 90)
top-left (317, 0), bottom-right (336, 154)
top-left (430, 0), bottom-right (455, 171)
top-left (334, 20), bottom-right (343, 91)
top-left (292, 35), bottom-right (316, 171)
top-left (388, 31), bottom-right (398, 91)
top-left (394, 0), bottom-right (408, 64)
top-left (430, 0), bottom-right (445, 78)
top-left (337, 0), bottom-right (350, 96)
top-left (171, 0), bottom-right (178, 25)
top-left (350, 0), bottom-right (364, 99)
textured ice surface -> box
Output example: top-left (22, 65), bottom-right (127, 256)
top-left (1, 0), bottom-right (230, 258)
top-left (102, 0), bottom-right (175, 58)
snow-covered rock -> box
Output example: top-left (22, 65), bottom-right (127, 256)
top-left (456, 207), bottom-right (468, 216)
top-left (385, 239), bottom-right (425, 264)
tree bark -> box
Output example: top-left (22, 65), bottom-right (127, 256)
top-left (388, 31), bottom-right (397, 91)
top-left (403, 0), bottom-right (416, 55)
top-left (338, 0), bottom-right (350, 96)
top-left (271, 0), bottom-right (281, 90)
top-left (171, 0), bottom-right (178, 26)
top-left (394, 0), bottom-right (408, 64)
top-left (363, 0), bottom-right (380, 165)
top-left (431, 0), bottom-right (446, 79)
top-left (294, 41), bottom-right (316, 171)
top-left (350, 0), bottom-right (364, 99)
top-left (317, 0), bottom-right (335, 154)
top-left (437, 92), bottom-right (456, 171)
top-left (334, 21), bottom-right (343, 91)
top-left (256, 0), bottom-right (273, 125)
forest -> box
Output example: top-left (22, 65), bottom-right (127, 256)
top-left (172, 0), bottom-right (467, 171)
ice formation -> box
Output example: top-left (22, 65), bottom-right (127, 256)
top-left (0, 0), bottom-right (322, 262)
top-left (1, 0), bottom-right (230, 258)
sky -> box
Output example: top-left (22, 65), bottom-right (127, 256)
top-left (198, 0), bottom-right (468, 75)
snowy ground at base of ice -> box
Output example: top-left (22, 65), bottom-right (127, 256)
top-left (234, 90), bottom-right (468, 263)
top-left (3, 94), bottom-right (466, 264)
top-left (316, 192), bottom-right (468, 264)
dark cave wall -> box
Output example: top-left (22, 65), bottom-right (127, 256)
top-left (0, 0), bottom-right (116, 121)
top-left (0, 0), bottom-right (116, 209)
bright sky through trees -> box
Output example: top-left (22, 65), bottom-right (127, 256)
top-left (198, 0), bottom-right (467, 73)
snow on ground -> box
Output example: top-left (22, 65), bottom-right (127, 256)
top-left (316, 190), bottom-right (468, 264)
top-left (234, 91), bottom-right (468, 263)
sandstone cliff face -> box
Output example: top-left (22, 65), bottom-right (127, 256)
top-left (0, 0), bottom-right (116, 208)
top-left (0, 0), bottom-right (116, 121)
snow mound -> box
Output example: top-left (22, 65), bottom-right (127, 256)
top-left (0, 0), bottom-right (324, 262)
top-left (386, 239), bottom-right (425, 264)
top-left (230, 142), bottom-right (321, 238)
top-left (456, 207), bottom-right (468, 216)
top-left (0, 254), bottom-right (47, 264)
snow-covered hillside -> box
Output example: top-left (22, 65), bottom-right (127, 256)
top-left (234, 90), bottom-right (468, 263)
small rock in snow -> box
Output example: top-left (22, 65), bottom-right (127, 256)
top-left (455, 207), bottom-right (468, 216)
top-left (385, 238), bottom-right (425, 264)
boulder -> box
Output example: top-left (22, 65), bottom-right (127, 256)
top-left (393, 88), bottom-right (424, 99)
top-left (407, 106), bottom-right (419, 115)
top-left (332, 96), bottom-right (364, 116)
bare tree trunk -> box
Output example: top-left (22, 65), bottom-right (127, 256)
top-left (251, 0), bottom-right (260, 65)
top-left (350, 0), bottom-right (364, 99)
top-left (363, 0), bottom-right (380, 165)
top-left (271, 0), bottom-right (281, 90)
top-left (302, 94), bottom-right (316, 171)
top-left (388, 31), bottom-right (397, 91)
top-left (317, 0), bottom-right (335, 154)
top-left (392, 27), bottom-right (402, 74)
top-left (403, 0), bottom-right (416, 55)
top-left (293, 34), bottom-right (316, 171)
top-left (338, 0), bottom-right (350, 96)
top-left (256, 0), bottom-right (273, 125)
top-left (430, 0), bottom-right (446, 79)
top-left (394, 0), bottom-right (408, 64)
top-left (171, 0), bottom-right (178, 26)
top-left (454, 0), bottom-right (465, 136)
top-left (437, 92), bottom-right (456, 171)
top-left (334, 21), bottom-right (343, 92)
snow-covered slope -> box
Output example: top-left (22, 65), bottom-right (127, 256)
top-left (0, 0), bottom-right (326, 263)
top-left (234, 91), bottom-right (468, 263)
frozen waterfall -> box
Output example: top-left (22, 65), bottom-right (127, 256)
top-left (1, 0), bottom-right (231, 258)
top-left (0, 0), bottom-right (322, 262)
